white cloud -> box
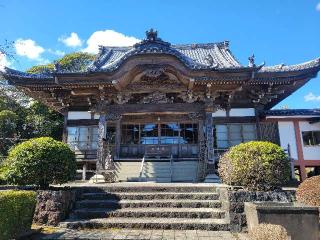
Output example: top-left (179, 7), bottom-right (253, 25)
top-left (14, 39), bottom-right (44, 60)
top-left (0, 53), bottom-right (11, 71)
top-left (304, 92), bottom-right (320, 102)
top-left (83, 30), bottom-right (140, 53)
top-left (316, 2), bottom-right (320, 11)
top-left (58, 32), bottom-right (82, 47)
top-left (47, 48), bottom-right (65, 57)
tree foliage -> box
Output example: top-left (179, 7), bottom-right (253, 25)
top-left (0, 110), bottom-right (18, 138)
top-left (27, 52), bottom-right (94, 74)
top-left (0, 51), bottom-right (95, 157)
top-left (296, 175), bottom-right (320, 207)
top-left (0, 190), bottom-right (36, 240)
top-left (4, 137), bottom-right (76, 189)
top-left (218, 141), bottom-right (290, 190)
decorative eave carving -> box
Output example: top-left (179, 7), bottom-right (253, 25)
top-left (249, 84), bottom-right (285, 106)
top-left (139, 91), bottom-right (174, 104)
top-left (114, 93), bottom-right (132, 104)
top-left (177, 90), bottom-right (204, 103)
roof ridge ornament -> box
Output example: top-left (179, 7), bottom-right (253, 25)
top-left (54, 61), bottom-right (61, 73)
top-left (248, 54), bottom-right (255, 67)
top-left (146, 28), bottom-right (158, 41)
top-left (134, 29), bottom-right (171, 49)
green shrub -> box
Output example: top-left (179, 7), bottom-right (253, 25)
top-left (4, 137), bottom-right (76, 189)
top-left (218, 141), bottom-right (290, 191)
top-left (249, 223), bottom-right (288, 240)
top-left (296, 175), bottom-right (320, 207)
top-left (0, 190), bottom-right (36, 240)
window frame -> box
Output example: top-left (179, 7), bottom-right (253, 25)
top-left (214, 123), bottom-right (257, 149)
top-left (302, 130), bottom-right (320, 147)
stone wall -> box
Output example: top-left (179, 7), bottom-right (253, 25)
top-left (218, 188), bottom-right (296, 232)
top-left (33, 190), bottom-right (76, 226)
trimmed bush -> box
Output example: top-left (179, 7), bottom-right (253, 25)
top-left (0, 190), bottom-right (36, 240)
top-left (218, 141), bottom-right (290, 191)
top-left (4, 137), bottom-right (76, 189)
top-left (249, 223), bottom-right (288, 240)
top-left (296, 175), bottom-right (320, 207)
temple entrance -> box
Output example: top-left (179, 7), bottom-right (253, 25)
top-left (119, 122), bottom-right (199, 159)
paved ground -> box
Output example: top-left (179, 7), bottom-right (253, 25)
top-left (41, 229), bottom-right (249, 240)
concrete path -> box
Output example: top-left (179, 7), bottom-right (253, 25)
top-left (42, 229), bottom-right (249, 240)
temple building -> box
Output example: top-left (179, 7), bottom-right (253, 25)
top-left (2, 29), bottom-right (320, 182)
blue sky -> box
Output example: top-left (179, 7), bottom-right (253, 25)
top-left (0, 0), bottom-right (319, 109)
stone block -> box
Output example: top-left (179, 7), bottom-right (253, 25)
top-left (245, 202), bottom-right (319, 240)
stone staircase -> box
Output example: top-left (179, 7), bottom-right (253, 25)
top-left (60, 185), bottom-right (230, 231)
top-left (139, 161), bottom-right (172, 182)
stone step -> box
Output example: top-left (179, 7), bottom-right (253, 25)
top-left (76, 199), bottom-right (222, 209)
top-left (73, 207), bottom-right (225, 219)
top-left (61, 217), bottom-right (230, 231)
top-left (81, 192), bottom-right (220, 200)
top-left (203, 174), bottom-right (221, 183)
top-left (78, 185), bottom-right (216, 193)
top-left (137, 177), bottom-right (172, 183)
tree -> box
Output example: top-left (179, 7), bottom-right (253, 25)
top-left (4, 137), bottom-right (76, 189)
top-left (218, 141), bottom-right (290, 190)
top-left (27, 52), bottom-right (95, 74)
top-left (23, 101), bottom-right (63, 140)
top-left (0, 110), bottom-right (18, 138)
top-left (0, 51), bottom-right (95, 157)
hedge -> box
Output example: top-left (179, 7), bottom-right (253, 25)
top-left (296, 175), bottom-right (320, 207)
top-left (249, 223), bottom-right (288, 240)
top-left (218, 141), bottom-right (290, 190)
top-left (0, 190), bottom-right (36, 240)
top-left (4, 137), bottom-right (76, 189)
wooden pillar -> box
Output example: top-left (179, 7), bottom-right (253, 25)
top-left (62, 111), bottom-right (68, 143)
top-left (115, 118), bottom-right (121, 159)
top-left (254, 107), bottom-right (262, 140)
top-left (293, 120), bottom-right (307, 181)
top-left (97, 113), bottom-right (106, 172)
top-left (205, 112), bottom-right (214, 163)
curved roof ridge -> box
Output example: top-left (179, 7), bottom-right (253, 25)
top-left (259, 58), bottom-right (320, 72)
top-left (172, 41), bottom-right (229, 49)
top-left (1, 67), bottom-right (53, 79)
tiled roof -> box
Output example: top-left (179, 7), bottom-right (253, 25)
top-left (259, 58), bottom-right (320, 73)
top-left (1, 29), bottom-right (319, 78)
top-left (87, 39), bottom-right (242, 72)
top-left (2, 67), bottom-right (53, 79)
top-left (264, 109), bottom-right (320, 116)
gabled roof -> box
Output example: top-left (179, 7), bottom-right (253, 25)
top-left (1, 29), bottom-right (319, 81)
top-left (87, 40), bottom-right (242, 72)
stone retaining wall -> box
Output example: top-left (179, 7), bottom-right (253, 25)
top-left (33, 190), bottom-right (76, 226)
top-left (218, 188), bottom-right (296, 232)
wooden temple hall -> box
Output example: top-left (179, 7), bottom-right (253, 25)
top-left (2, 29), bottom-right (320, 182)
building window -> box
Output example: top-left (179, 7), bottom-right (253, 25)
top-left (214, 123), bottom-right (257, 149)
top-left (67, 125), bottom-right (115, 150)
top-left (302, 131), bottom-right (320, 146)
top-left (180, 123), bottom-right (198, 144)
top-left (120, 123), bottom-right (198, 145)
top-left (160, 123), bottom-right (180, 144)
top-left (121, 124), bottom-right (140, 144)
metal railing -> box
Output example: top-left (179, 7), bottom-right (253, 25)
top-left (139, 156), bottom-right (146, 181)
